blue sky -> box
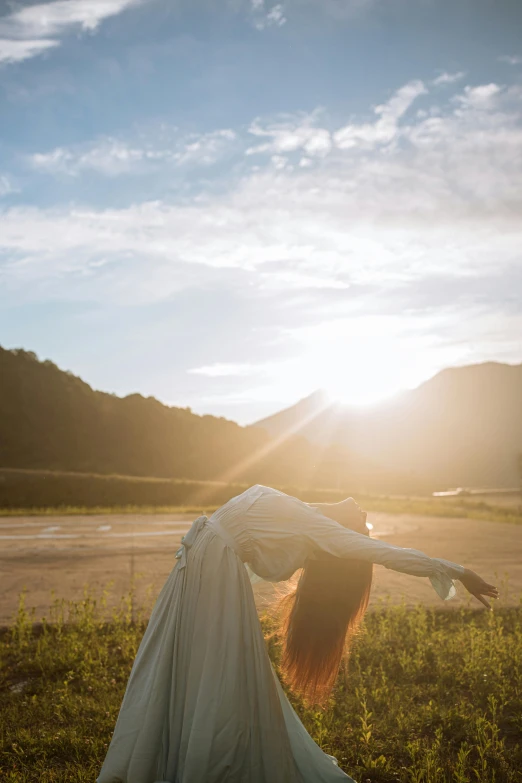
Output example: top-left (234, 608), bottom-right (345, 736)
top-left (0, 0), bottom-right (521, 423)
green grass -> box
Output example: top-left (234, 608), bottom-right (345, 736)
top-left (1, 591), bottom-right (521, 782)
top-left (1, 494), bottom-right (521, 526)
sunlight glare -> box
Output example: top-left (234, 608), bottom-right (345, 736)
top-left (290, 317), bottom-right (439, 407)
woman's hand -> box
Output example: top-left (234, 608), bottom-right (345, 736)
top-left (459, 568), bottom-right (499, 609)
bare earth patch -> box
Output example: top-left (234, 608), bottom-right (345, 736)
top-left (1, 511), bottom-right (520, 625)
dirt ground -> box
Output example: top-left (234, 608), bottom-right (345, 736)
top-left (1, 511), bottom-right (520, 625)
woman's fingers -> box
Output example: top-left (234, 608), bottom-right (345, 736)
top-left (482, 581), bottom-right (498, 592)
top-left (459, 569), bottom-right (499, 607)
top-left (474, 593), bottom-right (492, 610)
top-left (470, 575), bottom-right (499, 597)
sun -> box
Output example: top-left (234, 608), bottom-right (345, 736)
top-left (288, 317), bottom-right (437, 407)
top-left (321, 338), bottom-right (422, 406)
top-left (325, 371), bottom-right (402, 407)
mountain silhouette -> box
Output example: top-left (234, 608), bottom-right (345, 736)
top-left (2, 347), bottom-right (520, 491)
top-left (0, 346), bottom-right (396, 492)
top-left (254, 362), bottom-right (522, 488)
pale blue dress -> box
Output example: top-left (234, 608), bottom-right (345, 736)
top-left (97, 484), bottom-right (465, 783)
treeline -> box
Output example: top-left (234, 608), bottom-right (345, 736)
top-left (0, 347), bottom-right (430, 495)
top-left (0, 347), bottom-right (326, 487)
top-left (0, 468), bottom-right (351, 510)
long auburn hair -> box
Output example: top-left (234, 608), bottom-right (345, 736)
top-left (277, 519), bottom-right (372, 705)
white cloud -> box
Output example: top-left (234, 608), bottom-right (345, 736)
top-left (0, 0), bottom-right (146, 65)
top-left (29, 129), bottom-right (237, 176)
top-left (432, 71), bottom-right (466, 86)
top-left (247, 111), bottom-right (332, 157)
top-left (31, 140), bottom-right (145, 176)
top-left (334, 79), bottom-right (427, 149)
top-left (265, 4), bottom-right (286, 25)
top-left (188, 363), bottom-right (272, 377)
top-left (499, 55), bottom-right (522, 66)
top-left (1, 78), bottom-right (521, 328)
top-left (454, 83), bottom-right (503, 109)
top-left (301, 129), bottom-right (331, 155)
top-left (0, 175), bottom-right (17, 197)
top-left (270, 154), bottom-right (288, 169)
top-left (259, 262), bottom-right (350, 290)
top-left (0, 38), bottom-right (58, 64)
top-left (175, 129), bottom-right (237, 166)
top-left (31, 77), bottom-right (515, 190)
top-left (251, 1), bottom-right (287, 30)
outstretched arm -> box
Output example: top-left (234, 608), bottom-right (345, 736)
top-left (311, 523), bottom-right (466, 601)
top-left (312, 498), bottom-right (499, 608)
top-left (309, 500), bottom-right (498, 607)
top-left (254, 489), bottom-right (498, 605)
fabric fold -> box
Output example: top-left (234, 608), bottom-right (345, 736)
top-left (429, 570), bottom-right (457, 601)
top-left (174, 515), bottom-right (208, 570)
top-left (429, 557), bottom-right (466, 601)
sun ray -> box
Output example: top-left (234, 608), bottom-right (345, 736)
top-left (192, 393), bottom-right (338, 505)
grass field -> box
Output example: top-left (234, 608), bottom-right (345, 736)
top-left (2, 468), bottom-right (520, 526)
top-left (1, 591), bottom-right (521, 782)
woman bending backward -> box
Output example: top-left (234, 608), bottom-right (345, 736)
top-left (97, 484), bottom-right (498, 783)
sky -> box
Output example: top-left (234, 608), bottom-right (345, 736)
top-left (0, 0), bottom-right (521, 424)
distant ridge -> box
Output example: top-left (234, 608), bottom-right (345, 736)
top-left (254, 362), bottom-right (522, 488)
top-left (0, 346), bottom-right (420, 493)
top-left (2, 347), bottom-right (520, 492)
top-left (0, 346), bottom-right (302, 487)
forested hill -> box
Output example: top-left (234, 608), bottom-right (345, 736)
top-left (0, 347), bottom-right (280, 484)
top-left (0, 347), bottom-right (412, 492)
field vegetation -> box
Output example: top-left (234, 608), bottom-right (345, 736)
top-left (1, 468), bottom-right (521, 525)
top-left (1, 590), bottom-right (521, 782)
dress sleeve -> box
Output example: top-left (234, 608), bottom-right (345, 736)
top-left (254, 489), bottom-right (465, 601)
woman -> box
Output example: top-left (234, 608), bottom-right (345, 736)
top-left (97, 483), bottom-right (498, 783)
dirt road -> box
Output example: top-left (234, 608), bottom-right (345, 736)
top-left (1, 512), bottom-right (520, 625)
